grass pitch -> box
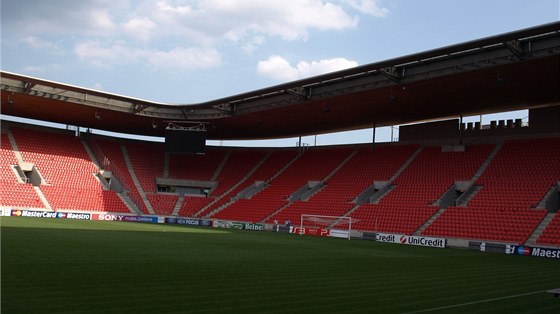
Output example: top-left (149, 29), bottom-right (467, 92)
top-left (1, 217), bottom-right (559, 313)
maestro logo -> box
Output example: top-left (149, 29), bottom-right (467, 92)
top-left (399, 236), bottom-right (408, 244)
top-left (516, 246), bottom-right (531, 255)
top-left (57, 212), bottom-right (67, 219)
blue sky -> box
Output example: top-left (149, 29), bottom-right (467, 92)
top-left (1, 0), bottom-right (559, 146)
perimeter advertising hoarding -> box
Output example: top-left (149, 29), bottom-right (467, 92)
top-left (243, 223), bottom-right (264, 231)
top-left (506, 245), bottom-right (560, 259)
top-left (91, 214), bottom-right (162, 224)
top-left (165, 218), bottom-right (213, 227)
top-left (213, 220), bottom-right (244, 229)
top-left (292, 227), bottom-right (330, 237)
top-left (10, 209), bottom-right (91, 220)
top-left (469, 241), bottom-right (507, 254)
top-left (375, 233), bottom-right (446, 249)
top-left (211, 221), bottom-right (263, 231)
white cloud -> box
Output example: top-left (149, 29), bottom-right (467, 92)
top-left (346, 0), bottom-right (390, 17)
top-left (74, 40), bottom-right (222, 71)
top-left (4, 0), bottom-right (388, 71)
top-left (242, 36), bottom-right (267, 54)
top-left (257, 55), bottom-right (358, 81)
top-left (22, 36), bottom-right (63, 54)
top-left (147, 47), bottom-right (222, 70)
top-left (122, 17), bottom-right (157, 42)
top-left (2, 0), bottom-right (119, 35)
top-left (125, 0), bottom-right (359, 44)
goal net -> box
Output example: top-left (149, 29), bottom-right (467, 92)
top-left (299, 214), bottom-right (353, 240)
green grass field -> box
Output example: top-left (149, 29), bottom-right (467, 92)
top-left (1, 217), bottom-right (559, 313)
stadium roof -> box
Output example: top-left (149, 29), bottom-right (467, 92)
top-left (1, 22), bottom-right (559, 140)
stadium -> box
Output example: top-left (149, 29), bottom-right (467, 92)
top-left (1, 18), bottom-right (560, 313)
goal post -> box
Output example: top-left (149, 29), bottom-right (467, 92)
top-left (299, 214), bottom-right (353, 240)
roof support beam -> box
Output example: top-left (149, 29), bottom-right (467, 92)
top-left (131, 103), bottom-right (150, 114)
top-left (504, 40), bottom-right (523, 60)
top-left (284, 87), bottom-right (310, 101)
top-left (379, 67), bottom-right (401, 84)
top-left (212, 103), bottom-right (235, 115)
top-left (23, 81), bottom-right (36, 94)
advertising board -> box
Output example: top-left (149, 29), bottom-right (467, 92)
top-left (91, 214), bottom-right (161, 224)
top-left (506, 245), bottom-right (560, 259)
top-left (243, 223), bottom-right (264, 231)
top-left (375, 233), bottom-right (446, 248)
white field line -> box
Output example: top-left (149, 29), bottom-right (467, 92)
top-left (403, 290), bottom-right (546, 313)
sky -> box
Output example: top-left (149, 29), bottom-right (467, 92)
top-left (1, 0), bottom-right (559, 146)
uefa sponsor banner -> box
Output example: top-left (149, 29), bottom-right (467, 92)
top-left (293, 227), bottom-right (330, 237)
top-left (375, 233), bottom-right (446, 249)
top-left (11, 209), bottom-right (58, 218)
top-left (200, 219), bottom-right (213, 227)
top-left (91, 214), bottom-right (160, 224)
top-left (121, 216), bottom-right (160, 224)
top-left (10, 209), bottom-right (92, 220)
top-left (213, 220), bottom-right (244, 229)
top-left (243, 223), bottom-right (264, 231)
top-left (506, 245), bottom-right (560, 259)
top-left (166, 218), bottom-right (200, 226)
top-left (57, 212), bottom-right (92, 220)
top-left (165, 218), bottom-right (212, 227)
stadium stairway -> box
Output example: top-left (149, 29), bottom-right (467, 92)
top-left (421, 138), bottom-right (559, 244)
top-left (204, 150), bottom-right (301, 220)
top-left (414, 143), bottom-right (501, 235)
top-left (88, 137), bottom-right (149, 215)
top-left (171, 194), bottom-right (185, 216)
top-left (341, 147), bottom-right (421, 224)
top-left (537, 213), bottom-right (560, 246)
top-left (261, 149), bottom-right (357, 224)
top-left (194, 151), bottom-right (271, 218)
top-left (6, 130), bottom-right (25, 164)
top-left (387, 147), bottom-right (422, 182)
top-left (121, 144), bottom-right (155, 215)
top-left (469, 141), bottom-right (503, 182)
top-left (525, 213), bottom-right (556, 246)
top-left (212, 151), bottom-right (230, 181)
top-left (81, 139), bottom-right (102, 170)
top-left (33, 186), bottom-right (53, 210)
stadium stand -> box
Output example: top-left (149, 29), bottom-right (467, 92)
top-left (195, 150), bottom-right (297, 218)
top-left (351, 144), bottom-right (494, 234)
top-left (422, 138), bottom-right (560, 244)
top-left (146, 193), bottom-right (178, 216)
top-left (125, 141), bottom-right (165, 193)
top-left (9, 128), bottom-right (130, 213)
top-left (266, 145), bottom-right (419, 226)
top-left (90, 138), bottom-right (150, 214)
top-left (168, 149), bottom-right (225, 181)
top-left (211, 148), bottom-right (349, 223)
top-left (1, 123), bottom-right (559, 246)
top-left (0, 133), bottom-right (45, 208)
top-left (538, 214), bottom-right (560, 246)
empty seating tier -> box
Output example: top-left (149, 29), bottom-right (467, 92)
top-left (423, 138), bottom-right (560, 244)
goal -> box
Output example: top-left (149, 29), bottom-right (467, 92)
top-left (299, 214), bottom-right (353, 240)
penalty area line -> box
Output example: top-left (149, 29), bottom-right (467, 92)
top-left (403, 290), bottom-right (546, 313)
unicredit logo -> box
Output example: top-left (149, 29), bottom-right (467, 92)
top-left (400, 236), bottom-right (407, 244)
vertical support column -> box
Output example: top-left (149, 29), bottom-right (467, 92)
top-left (371, 123), bottom-right (376, 150)
top-left (459, 114), bottom-right (464, 146)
